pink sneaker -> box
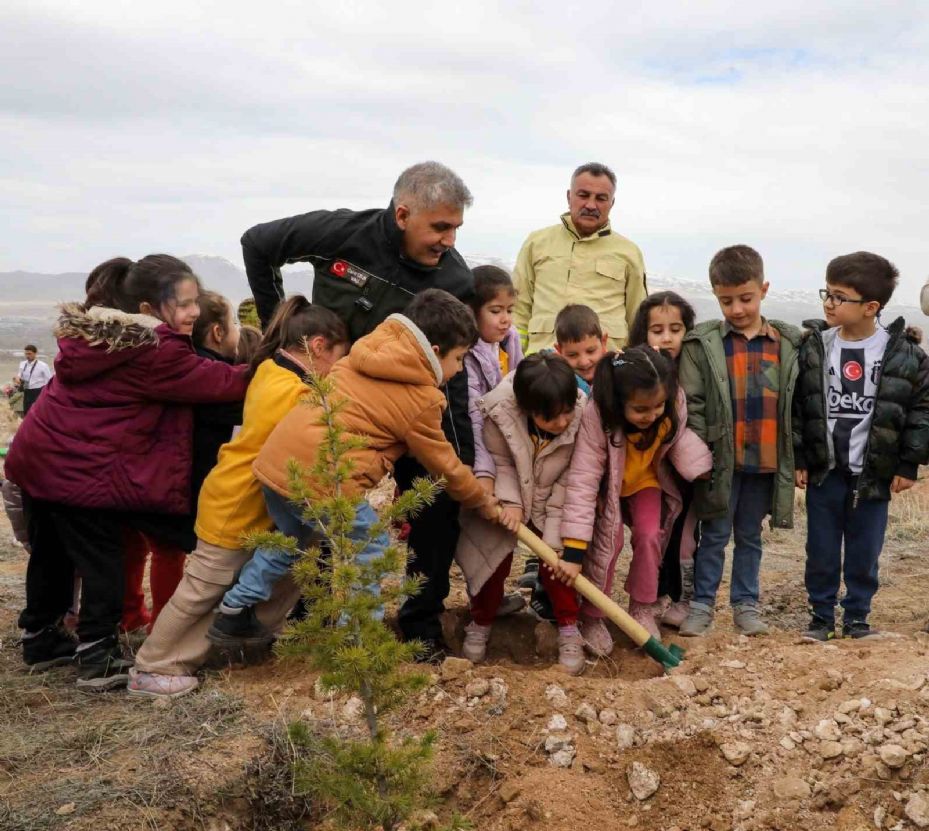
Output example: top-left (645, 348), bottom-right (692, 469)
top-left (126, 668), bottom-right (199, 699)
top-left (629, 600), bottom-right (661, 640)
top-left (462, 622), bottom-right (492, 663)
top-left (579, 616), bottom-right (613, 657)
top-left (661, 600), bottom-right (690, 629)
top-left (557, 626), bottom-right (586, 675)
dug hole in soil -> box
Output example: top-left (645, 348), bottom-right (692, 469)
top-left (1, 458), bottom-right (929, 830)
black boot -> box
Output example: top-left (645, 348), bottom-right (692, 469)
top-left (22, 622), bottom-right (77, 671)
top-left (517, 557), bottom-right (540, 589)
top-left (206, 605), bottom-right (274, 648)
top-left (412, 637), bottom-right (449, 665)
top-left (529, 580), bottom-right (555, 623)
top-left (842, 619), bottom-right (882, 640)
top-left (800, 614), bottom-right (836, 643)
top-left (74, 635), bottom-right (134, 691)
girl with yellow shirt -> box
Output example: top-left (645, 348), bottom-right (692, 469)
top-left (559, 346), bottom-right (711, 653)
top-left (127, 296), bottom-right (349, 699)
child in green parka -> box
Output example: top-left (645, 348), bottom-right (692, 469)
top-left (677, 245), bottom-right (801, 638)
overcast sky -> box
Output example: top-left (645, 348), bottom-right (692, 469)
top-left (2, 1), bottom-right (927, 297)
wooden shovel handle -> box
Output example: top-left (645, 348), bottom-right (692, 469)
top-left (513, 523), bottom-right (651, 648)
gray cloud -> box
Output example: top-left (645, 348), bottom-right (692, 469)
top-left (1, 1), bottom-right (928, 300)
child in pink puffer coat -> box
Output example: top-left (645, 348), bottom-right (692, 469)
top-left (557, 345), bottom-right (712, 657)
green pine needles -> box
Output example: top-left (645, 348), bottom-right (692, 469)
top-left (242, 368), bottom-right (446, 831)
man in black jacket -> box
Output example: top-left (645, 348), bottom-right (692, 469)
top-left (241, 161), bottom-right (476, 659)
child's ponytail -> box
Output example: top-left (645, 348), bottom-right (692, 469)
top-left (249, 295), bottom-right (349, 375)
top-left (83, 254), bottom-right (200, 314)
top-left (192, 291), bottom-right (233, 350)
top-left (593, 345), bottom-right (679, 449)
top-left (84, 257), bottom-right (133, 308)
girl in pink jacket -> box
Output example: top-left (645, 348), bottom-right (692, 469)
top-left (558, 346), bottom-right (712, 657)
top-left (626, 291), bottom-right (698, 628)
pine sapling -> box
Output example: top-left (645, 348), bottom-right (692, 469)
top-left (243, 369), bottom-right (445, 831)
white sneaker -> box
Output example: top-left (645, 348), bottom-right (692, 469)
top-left (462, 622), bottom-right (492, 663)
top-left (661, 600), bottom-right (690, 629)
top-left (557, 626), bottom-right (586, 675)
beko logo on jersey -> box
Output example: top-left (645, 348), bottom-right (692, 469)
top-left (828, 387), bottom-right (874, 414)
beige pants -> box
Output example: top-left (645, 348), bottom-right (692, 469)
top-left (134, 539), bottom-right (300, 676)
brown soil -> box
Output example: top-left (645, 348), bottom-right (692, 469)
top-left (1, 473), bottom-right (928, 830)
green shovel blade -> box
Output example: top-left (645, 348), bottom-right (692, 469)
top-left (642, 637), bottom-right (685, 672)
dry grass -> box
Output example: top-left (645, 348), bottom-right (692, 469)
top-left (0, 655), bottom-right (243, 770)
top-left (235, 723), bottom-right (318, 831)
top-left (0, 403), bottom-right (19, 445)
top-left (790, 467), bottom-right (929, 542)
top-left (0, 629), bottom-right (249, 830)
top-left (885, 484), bottom-right (929, 542)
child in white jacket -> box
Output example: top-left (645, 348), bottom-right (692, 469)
top-left (455, 353), bottom-right (588, 674)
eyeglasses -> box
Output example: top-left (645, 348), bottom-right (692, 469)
top-left (819, 289), bottom-right (869, 307)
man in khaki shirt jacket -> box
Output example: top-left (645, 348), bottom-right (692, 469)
top-left (514, 162), bottom-right (647, 353)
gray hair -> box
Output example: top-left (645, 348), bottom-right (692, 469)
top-left (571, 162), bottom-right (617, 188)
top-left (392, 161), bottom-right (473, 211)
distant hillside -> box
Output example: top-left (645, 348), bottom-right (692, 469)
top-left (0, 256), bottom-right (252, 306)
top-left (0, 256), bottom-right (316, 355)
top-left (1, 256), bottom-right (926, 356)
top-left (646, 275), bottom-right (929, 335)
top-left (0, 270), bottom-right (88, 304)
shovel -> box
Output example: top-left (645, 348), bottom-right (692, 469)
top-left (514, 521), bottom-right (685, 671)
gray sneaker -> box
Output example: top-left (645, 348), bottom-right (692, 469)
top-left (679, 602), bottom-right (714, 637)
top-left (495, 592), bottom-right (526, 618)
top-left (732, 603), bottom-right (769, 636)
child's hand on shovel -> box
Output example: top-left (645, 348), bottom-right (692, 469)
top-left (553, 559), bottom-right (581, 586)
top-left (497, 505), bottom-right (523, 532)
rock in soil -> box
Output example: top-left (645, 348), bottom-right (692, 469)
top-left (720, 741), bottom-right (751, 766)
top-left (465, 678), bottom-right (490, 698)
top-left (878, 743), bottom-right (907, 768)
top-left (819, 741), bottom-right (844, 760)
top-left (575, 702), bottom-right (598, 723)
top-left (545, 684), bottom-right (569, 709)
top-left (441, 657), bottom-right (472, 680)
top-left (773, 777), bottom-right (811, 800)
top-left (616, 724), bottom-right (636, 750)
top-left (627, 761), bottom-right (661, 800)
top-left (905, 792), bottom-right (929, 828)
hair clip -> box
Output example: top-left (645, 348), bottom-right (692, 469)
top-left (612, 356), bottom-right (629, 367)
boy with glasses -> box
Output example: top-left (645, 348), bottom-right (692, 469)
top-left (794, 252), bottom-right (929, 640)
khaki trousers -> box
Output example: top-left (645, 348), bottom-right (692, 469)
top-left (134, 539), bottom-right (299, 676)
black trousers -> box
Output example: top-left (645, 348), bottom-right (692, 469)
top-left (18, 496), bottom-right (124, 643)
top-left (395, 457), bottom-right (462, 643)
top-left (656, 482), bottom-right (695, 602)
top-left (22, 386), bottom-right (42, 415)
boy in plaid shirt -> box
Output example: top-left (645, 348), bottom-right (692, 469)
top-left (678, 246), bottom-right (801, 636)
